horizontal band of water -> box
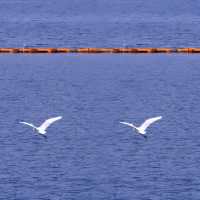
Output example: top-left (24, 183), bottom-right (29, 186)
top-left (0, 48), bottom-right (200, 53)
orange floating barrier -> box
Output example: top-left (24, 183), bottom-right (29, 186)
top-left (112, 48), bottom-right (137, 53)
top-left (134, 48), bottom-right (154, 53)
top-left (152, 48), bottom-right (173, 53)
top-left (188, 48), bottom-right (196, 53)
top-left (33, 48), bottom-right (57, 53)
top-left (76, 48), bottom-right (90, 53)
top-left (176, 48), bottom-right (190, 53)
top-left (74, 48), bottom-right (113, 53)
top-left (10, 48), bottom-right (20, 53)
top-left (0, 47), bottom-right (200, 53)
top-left (18, 48), bottom-right (37, 53)
top-left (190, 48), bottom-right (200, 53)
top-left (88, 48), bottom-right (115, 53)
top-left (0, 48), bottom-right (19, 53)
top-left (46, 48), bottom-right (57, 53)
top-left (55, 48), bottom-right (71, 53)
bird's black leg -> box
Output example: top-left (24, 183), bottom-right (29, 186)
top-left (143, 135), bottom-right (148, 140)
top-left (42, 135), bottom-right (48, 140)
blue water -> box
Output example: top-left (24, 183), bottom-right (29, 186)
top-left (1, 1), bottom-right (200, 199)
top-left (0, 54), bottom-right (199, 199)
top-left (1, 0), bottom-right (200, 47)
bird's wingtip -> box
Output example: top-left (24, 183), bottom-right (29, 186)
top-left (53, 116), bottom-right (62, 120)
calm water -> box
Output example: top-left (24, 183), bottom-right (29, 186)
top-left (0, 0), bottom-right (200, 47)
top-left (0, 54), bottom-right (199, 199)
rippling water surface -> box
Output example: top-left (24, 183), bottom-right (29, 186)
top-left (0, 54), bottom-right (200, 199)
top-left (1, 1), bottom-right (200, 199)
top-left (1, 0), bottom-right (200, 47)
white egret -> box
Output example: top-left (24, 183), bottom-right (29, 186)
top-left (20, 116), bottom-right (62, 137)
top-left (120, 116), bottom-right (162, 138)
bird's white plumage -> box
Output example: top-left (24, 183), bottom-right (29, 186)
top-left (138, 116), bottom-right (162, 132)
top-left (120, 116), bottom-right (162, 136)
top-left (119, 122), bottom-right (135, 128)
top-left (20, 116), bottom-right (62, 135)
top-left (19, 122), bottom-right (36, 129)
top-left (39, 116), bottom-right (62, 131)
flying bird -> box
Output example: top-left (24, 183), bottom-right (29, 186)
top-left (120, 116), bottom-right (162, 138)
top-left (20, 116), bottom-right (62, 137)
